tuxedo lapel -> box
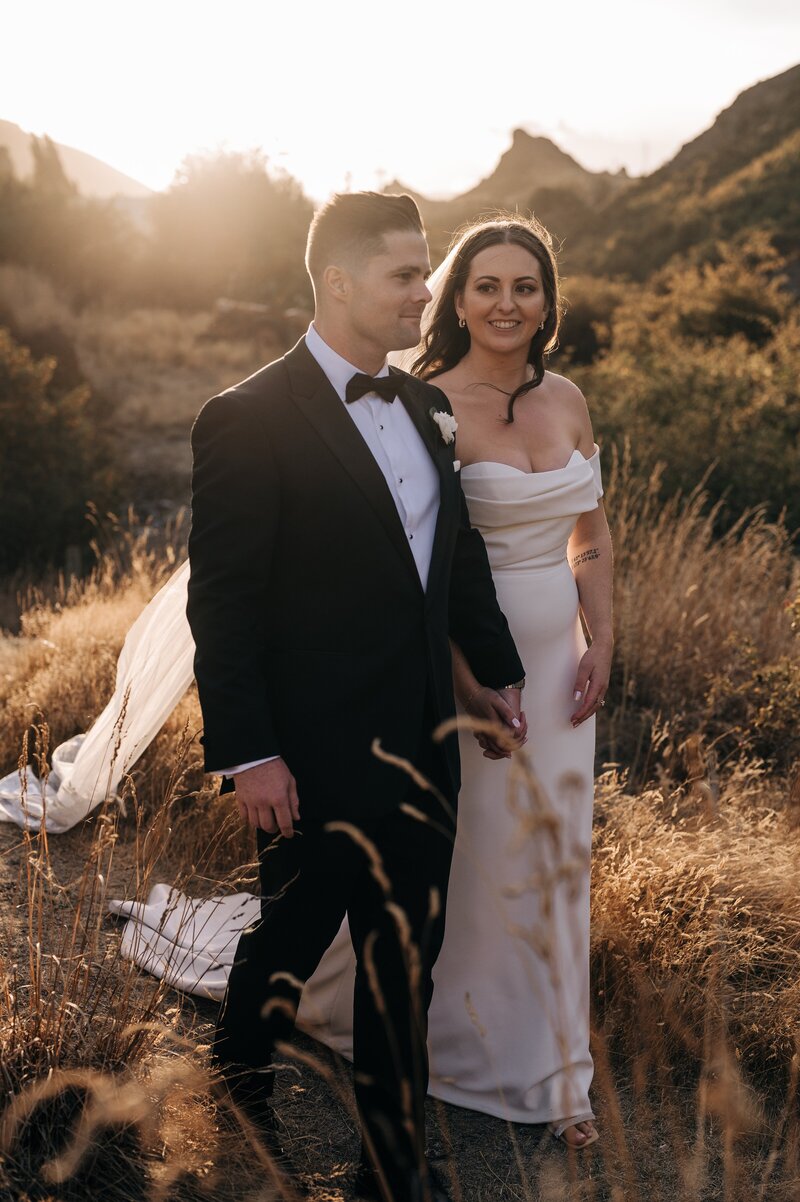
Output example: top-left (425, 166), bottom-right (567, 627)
top-left (284, 342), bottom-right (422, 588)
top-left (393, 370), bottom-right (455, 600)
top-left (390, 366), bottom-right (439, 459)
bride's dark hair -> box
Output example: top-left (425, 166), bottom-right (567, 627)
top-left (412, 214), bottom-right (561, 423)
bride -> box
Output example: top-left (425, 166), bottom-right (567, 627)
top-left (5, 213), bottom-right (612, 1150)
top-left (408, 216), bottom-right (611, 1145)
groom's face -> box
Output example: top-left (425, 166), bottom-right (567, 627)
top-left (347, 230), bottom-right (432, 354)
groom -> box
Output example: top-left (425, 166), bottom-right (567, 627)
top-left (187, 192), bottom-right (524, 1202)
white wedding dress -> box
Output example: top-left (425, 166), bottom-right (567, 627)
top-left (110, 445), bottom-right (603, 1125)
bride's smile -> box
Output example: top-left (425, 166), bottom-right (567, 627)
top-left (456, 242), bottom-right (549, 360)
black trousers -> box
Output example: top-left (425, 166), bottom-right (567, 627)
top-left (214, 741), bottom-right (456, 1189)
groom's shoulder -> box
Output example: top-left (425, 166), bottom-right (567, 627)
top-left (214, 351), bottom-right (290, 408)
top-left (397, 368), bottom-right (452, 414)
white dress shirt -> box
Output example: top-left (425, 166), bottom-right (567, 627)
top-left (220, 324), bottom-right (441, 777)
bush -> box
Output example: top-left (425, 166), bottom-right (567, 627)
top-left (0, 136), bottom-right (140, 306)
top-left (571, 237), bottom-right (800, 533)
top-left (554, 274), bottom-right (627, 366)
top-left (0, 140), bottom-right (314, 313)
top-left (0, 327), bottom-right (119, 573)
top-left (705, 642), bottom-right (800, 770)
top-left (143, 149), bottom-right (314, 310)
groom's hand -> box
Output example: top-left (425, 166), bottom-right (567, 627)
top-left (484, 687), bottom-right (527, 759)
top-left (234, 758), bottom-right (300, 837)
top-left (466, 686), bottom-right (527, 759)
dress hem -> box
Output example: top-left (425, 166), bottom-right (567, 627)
top-left (427, 1077), bottom-right (595, 1126)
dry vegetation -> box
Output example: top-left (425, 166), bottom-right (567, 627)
top-left (0, 265), bottom-right (268, 511)
top-left (3, 111), bottom-right (799, 1198)
top-left (1, 459), bottom-right (800, 1200)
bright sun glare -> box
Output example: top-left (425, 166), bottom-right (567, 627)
top-left (3, 0), bottom-right (799, 198)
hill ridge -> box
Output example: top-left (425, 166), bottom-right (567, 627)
top-left (0, 119), bottom-right (152, 199)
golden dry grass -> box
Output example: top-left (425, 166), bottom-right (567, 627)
top-left (0, 760), bottom-right (282, 1201)
top-left (601, 447), bottom-right (800, 777)
top-left (0, 519), bottom-right (182, 770)
top-left (0, 467), bottom-right (799, 1198)
top-left (592, 765), bottom-right (800, 1079)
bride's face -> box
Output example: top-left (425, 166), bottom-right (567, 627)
top-left (456, 243), bottom-right (548, 356)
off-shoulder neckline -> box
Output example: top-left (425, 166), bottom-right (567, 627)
top-left (461, 446), bottom-right (598, 476)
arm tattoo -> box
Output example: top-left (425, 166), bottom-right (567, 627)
top-left (571, 546), bottom-right (600, 568)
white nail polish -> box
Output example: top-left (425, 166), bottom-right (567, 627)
top-left (573, 690), bottom-right (583, 701)
top-left (512, 718), bottom-right (521, 729)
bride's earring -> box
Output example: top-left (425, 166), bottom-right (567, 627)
top-left (458, 316), bottom-right (466, 329)
top-left (539, 320), bottom-right (545, 331)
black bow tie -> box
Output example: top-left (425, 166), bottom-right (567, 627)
top-left (345, 372), bottom-right (406, 405)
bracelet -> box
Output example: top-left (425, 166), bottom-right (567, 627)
top-left (499, 677), bottom-right (526, 691)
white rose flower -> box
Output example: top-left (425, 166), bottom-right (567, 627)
top-left (431, 409), bottom-right (458, 445)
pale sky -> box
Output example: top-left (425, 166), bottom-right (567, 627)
top-left (3, 0), bottom-right (799, 199)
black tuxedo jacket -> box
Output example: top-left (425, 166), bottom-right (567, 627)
top-left (186, 337), bottom-right (524, 821)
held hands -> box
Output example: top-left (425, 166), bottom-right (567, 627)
top-left (571, 641), bottom-right (612, 727)
top-left (234, 758), bottom-right (300, 836)
top-left (466, 686), bottom-right (528, 759)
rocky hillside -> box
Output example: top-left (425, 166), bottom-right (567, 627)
top-left (0, 119), bottom-right (151, 199)
top-left (569, 62), bottom-right (800, 277)
top-left (400, 63), bottom-right (800, 278)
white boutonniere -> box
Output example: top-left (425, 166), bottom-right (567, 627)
top-left (430, 408), bottom-right (458, 445)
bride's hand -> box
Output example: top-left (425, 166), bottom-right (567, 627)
top-left (571, 642), bottom-right (612, 727)
top-left (465, 686), bottom-right (528, 759)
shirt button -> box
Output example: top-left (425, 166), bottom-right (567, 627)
top-left (409, 533), bottom-right (414, 540)
top-left (379, 424), bottom-right (384, 431)
top-left (398, 477), bottom-right (403, 484)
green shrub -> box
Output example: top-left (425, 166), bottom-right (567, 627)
top-left (705, 641), bottom-right (800, 771)
top-left (0, 327), bottom-right (118, 572)
top-left (571, 237), bottom-right (800, 532)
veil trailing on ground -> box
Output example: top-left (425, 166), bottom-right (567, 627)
top-left (0, 563), bottom-right (195, 832)
top-left (0, 244), bottom-right (460, 834)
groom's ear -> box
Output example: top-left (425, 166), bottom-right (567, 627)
top-left (322, 264), bottom-right (349, 303)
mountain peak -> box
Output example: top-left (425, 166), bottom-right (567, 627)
top-left (453, 126), bottom-right (601, 212)
top-left (511, 127), bottom-right (534, 146)
top-left (502, 127), bottom-right (584, 171)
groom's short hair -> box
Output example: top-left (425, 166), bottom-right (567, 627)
top-left (305, 192), bottom-right (424, 285)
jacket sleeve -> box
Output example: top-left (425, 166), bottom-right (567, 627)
top-left (430, 382), bottom-right (524, 689)
top-left (448, 485), bottom-right (525, 688)
top-left (186, 392), bottom-right (281, 772)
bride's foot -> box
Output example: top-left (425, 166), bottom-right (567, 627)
top-left (547, 1118), bottom-right (599, 1149)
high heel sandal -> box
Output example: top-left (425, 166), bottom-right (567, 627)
top-left (547, 1117), bottom-right (599, 1149)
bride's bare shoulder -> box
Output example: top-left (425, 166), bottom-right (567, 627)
top-left (541, 369), bottom-right (586, 405)
top-left (542, 370), bottom-right (595, 449)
